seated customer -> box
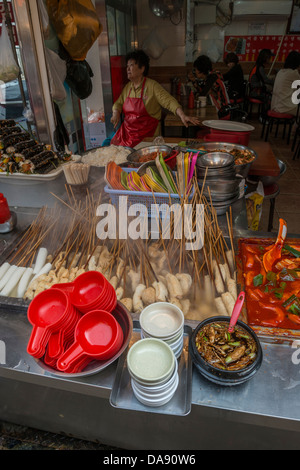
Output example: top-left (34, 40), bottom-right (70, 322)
top-left (249, 49), bottom-right (274, 100)
top-left (271, 50), bottom-right (300, 116)
top-left (223, 52), bottom-right (245, 101)
top-left (191, 55), bottom-right (230, 116)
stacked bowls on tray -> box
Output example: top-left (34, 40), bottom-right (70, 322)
top-left (127, 338), bottom-right (179, 407)
top-left (196, 152), bottom-right (240, 215)
top-left (139, 302), bottom-right (185, 358)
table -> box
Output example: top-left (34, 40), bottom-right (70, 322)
top-left (248, 141), bottom-right (280, 176)
top-left (164, 105), bottom-right (218, 138)
top-left (164, 105), bottom-right (218, 128)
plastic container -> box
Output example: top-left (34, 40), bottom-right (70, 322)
top-left (189, 316), bottom-right (263, 386)
top-left (104, 168), bottom-right (194, 219)
top-left (0, 193), bottom-right (11, 223)
top-left (209, 129), bottom-right (251, 146)
top-left (204, 133), bottom-right (240, 144)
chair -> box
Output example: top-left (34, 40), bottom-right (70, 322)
top-left (261, 110), bottom-right (295, 145)
top-left (244, 82), bottom-right (264, 119)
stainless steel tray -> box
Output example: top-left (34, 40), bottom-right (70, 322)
top-left (109, 321), bottom-right (193, 416)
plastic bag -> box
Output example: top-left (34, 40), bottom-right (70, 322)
top-left (0, 21), bottom-right (20, 82)
top-left (58, 41), bottom-right (93, 100)
top-left (245, 182), bottom-right (264, 231)
top-left (46, 0), bottom-right (102, 61)
top-left (45, 48), bottom-right (67, 102)
top-left (39, 0), bottom-right (50, 38)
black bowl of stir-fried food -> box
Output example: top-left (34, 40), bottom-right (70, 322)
top-left (189, 316), bottom-right (262, 386)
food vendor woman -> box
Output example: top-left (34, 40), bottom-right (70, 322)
top-left (110, 49), bottom-right (200, 147)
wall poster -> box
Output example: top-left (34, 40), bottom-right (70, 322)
top-left (224, 35), bottom-right (300, 62)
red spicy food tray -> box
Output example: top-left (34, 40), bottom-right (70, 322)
top-left (237, 237), bottom-right (300, 341)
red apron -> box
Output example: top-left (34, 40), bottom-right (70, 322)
top-left (111, 78), bottom-right (159, 148)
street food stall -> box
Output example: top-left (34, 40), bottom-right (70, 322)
top-left (1, 125), bottom-right (300, 450)
top-left (1, 0), bottom-right (300, 452)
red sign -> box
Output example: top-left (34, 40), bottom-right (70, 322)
top-left (0, 1), bottom-right (14, 22)
top-left (224, 35), bottom-right (300, 62)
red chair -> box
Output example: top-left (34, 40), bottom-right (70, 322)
top-left (247, 97), bottom-right (264, 118)
top-left (261, 110), bottom-right (295, 144)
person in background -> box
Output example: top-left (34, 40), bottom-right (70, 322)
top-left (249, 48), bottom-right (274, 99)
top-left (223, 52), bottom-right (245, 101)
top-left (110, 50), bottom-right (200, 147)
top-left (190, 55), bottom-right (231, 117)
top-left (271, 50), bottom-right (300, 116)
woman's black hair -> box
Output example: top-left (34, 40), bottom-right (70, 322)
top-left (284, 50), bottom-right (300, 70)
top-left (125, 49), bottom-right (150, 76)
top-left (224, 52), bottom-right (239, 65)
top-left (256, 49), bottom-right (273, 67)
top-left (254, 49), bottom-right (273, 83)
top-left (193, 55), bottom-right (213, 75)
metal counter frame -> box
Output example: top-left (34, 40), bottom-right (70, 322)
top-left (1, 207), bottom-right (300, 450)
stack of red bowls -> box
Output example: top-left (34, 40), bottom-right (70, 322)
top-left (26, 271), bottom-right (121, 373)
top-left (69, 271), bottom-right (117, 314)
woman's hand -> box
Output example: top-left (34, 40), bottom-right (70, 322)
top-left (176, 107), bottom-right (201, 127)
top-left (111, 109), bottom-right (121, 128)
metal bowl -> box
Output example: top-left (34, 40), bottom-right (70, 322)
top-left (198, 176), bottom-right (242, 194)
top-left (127, 145), bottom-right (172, 165)
top-left (193, 142), bottom-right (257, 178)
top-left (247, 159), bottom-right (286, 186)
top-left (35, 302), bottom-right (133, 378)
top-left (202, 189), bottom-right (240, 202)
top-left (196, 166), bottom-right (236, 179)
top-left (197, 152), bottom-right (234, 168)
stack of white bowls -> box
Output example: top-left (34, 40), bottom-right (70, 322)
top-left (127, 337), bottom-right (179, 407)
top-left (139, 302), bottom-right (185, 358)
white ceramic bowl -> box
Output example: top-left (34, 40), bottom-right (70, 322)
top-left (127, 338), bottom-right (175, 384)
top-left (141, 326), bottom-right (183, 344)
top-left (140, 325), bottom-right (184, 359)
top-left (132, 374), bottom-right (179, 407)
top-left (140, 302), bottom-right (184, 340)
top-left (131, 359), bottom-right (178, 393)
top-left (166, 331), bottom-right (184, 348)
top-left (132, 373), bottom-right (179, 400)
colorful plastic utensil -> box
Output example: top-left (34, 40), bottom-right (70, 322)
top-left (263, 218), bottom-right (287, 273)
top-left (27, 288), bottom-right (72, 358)
top-left (187, 151), bottom-right (199, 188)
top-left (56, 310), bottom-right (124, 372)
top-left (228, 291), bottom-right (245, 333)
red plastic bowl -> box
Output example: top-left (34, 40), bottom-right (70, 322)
top-left (209, 129), bottom-right (250, 146)
top-left (56, 309), bottom-right (124, 371)
top-left (70, 271), bottom-right (108, 311)
top-left (27, 288), bottom-right (72, 357)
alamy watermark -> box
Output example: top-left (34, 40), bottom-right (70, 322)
top-left (95, 197), bottom-right (205, 251)
top-left (291, 80), bottom-right (300, 105)
top-left (0, 340), bottom-right (6, 364)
